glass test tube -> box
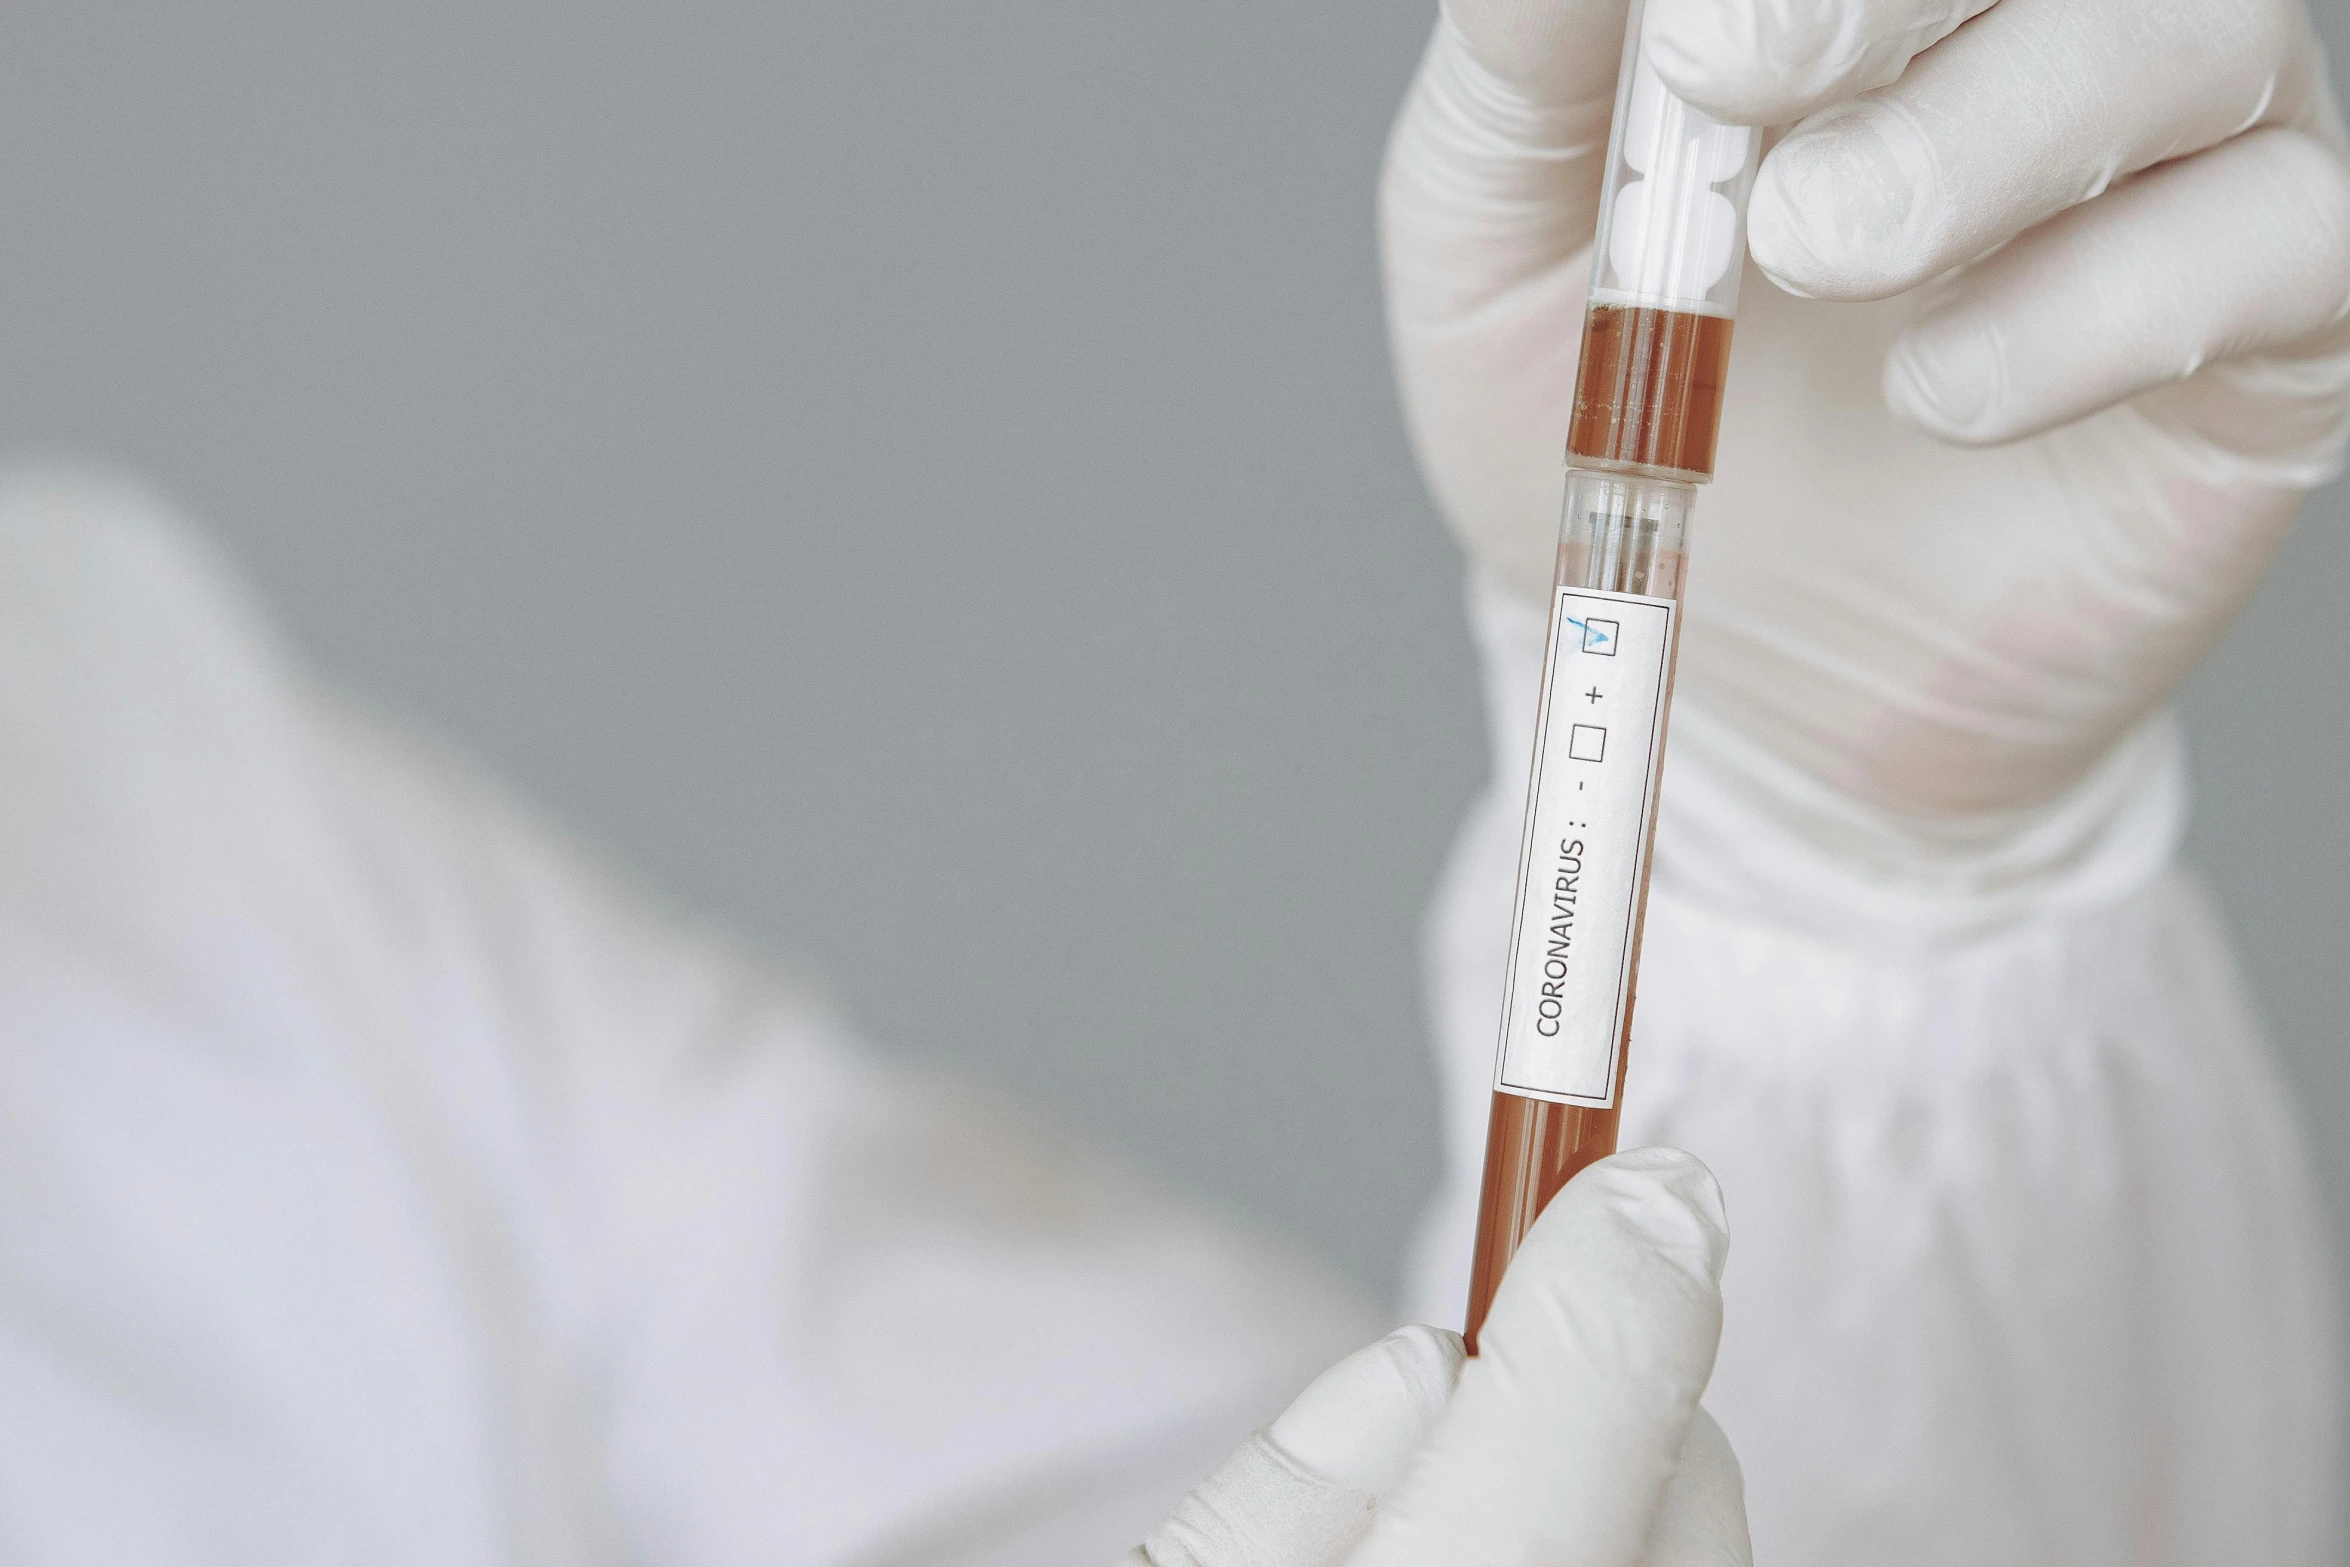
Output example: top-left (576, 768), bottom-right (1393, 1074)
top-left (1463, 3), bottom-right (1760, 1352)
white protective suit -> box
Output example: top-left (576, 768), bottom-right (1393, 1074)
top-left (1384, 0), bottom-right (2350, 1559)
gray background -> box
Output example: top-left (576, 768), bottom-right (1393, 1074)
top-left (0, 0), bottom-right (2340, 1354)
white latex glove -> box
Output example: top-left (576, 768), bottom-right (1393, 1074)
top-left (1125, 1148), bottom-right (1748, 1567)
top-left (1384, 0), bottom-right (2350, 932)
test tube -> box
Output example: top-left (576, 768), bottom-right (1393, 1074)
top-left (1463, 4), bottom-right (1760, 1352)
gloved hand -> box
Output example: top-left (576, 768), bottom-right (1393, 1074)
top-left (1383, 0), bottom-right (2350, 926)
top-left (1124, 1148), bottom-right (1747, 1566)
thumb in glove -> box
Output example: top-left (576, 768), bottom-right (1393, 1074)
top-left (1123, 1148), bottom-right (1745, 1566)
top-left (1354, 1146), bottom-right (1746, 1567)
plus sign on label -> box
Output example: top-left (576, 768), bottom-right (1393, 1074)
top-left (1494, 586), bottom-right (1678, 1108)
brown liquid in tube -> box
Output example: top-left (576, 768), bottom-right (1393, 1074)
top-left (1569, 306), bottom-right (1735, 479)
top-left (1462, 302), bottom-right (1726, 1353)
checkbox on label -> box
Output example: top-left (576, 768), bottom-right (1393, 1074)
top-left (1581, 617), bottom-right (1619, 655)
top-left (1568, 723), bottom-right (1607, 763)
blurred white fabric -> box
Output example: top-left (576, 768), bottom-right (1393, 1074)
top-left (1406, 578), bottom-right (2340, 1564)
top-left (0, 452), bottom-right (2336, 1565)
top-left (0, 468), bottom-right (1372, 1565)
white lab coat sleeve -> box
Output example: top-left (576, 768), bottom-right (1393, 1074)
top-left (0, 469), bottom-right (1374, 1567)
top-left (1407, 574), bottom-right (2340, 1566)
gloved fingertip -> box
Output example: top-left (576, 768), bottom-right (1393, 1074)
top-left (1745, 160), bottom-right (1836, 297)
top-left (1382, 1323), bottom-right (1470, 1420)
top-left (1593, 1144), bottom-right (1727, 1217)
top-left (1579, 1148), bottom-right (1731, 1284)
top-left (1267, 1325), bottom-right (1465, 1496)
top-left (1640, 0), bottom-right (1795, 127)
top-left (1884, 302), bottom-right (2006, 443)
top-left (1748, 106), bottom-right (1937, 302)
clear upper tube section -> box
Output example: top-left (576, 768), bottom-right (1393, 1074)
top-left (1588, 5), bottom-right (1761, 319)
top-left (1566, 2), bottom-right (1762, 482)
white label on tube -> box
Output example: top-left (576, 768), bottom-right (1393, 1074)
top-left (1494, 586), bottom-right (1676, 1108)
